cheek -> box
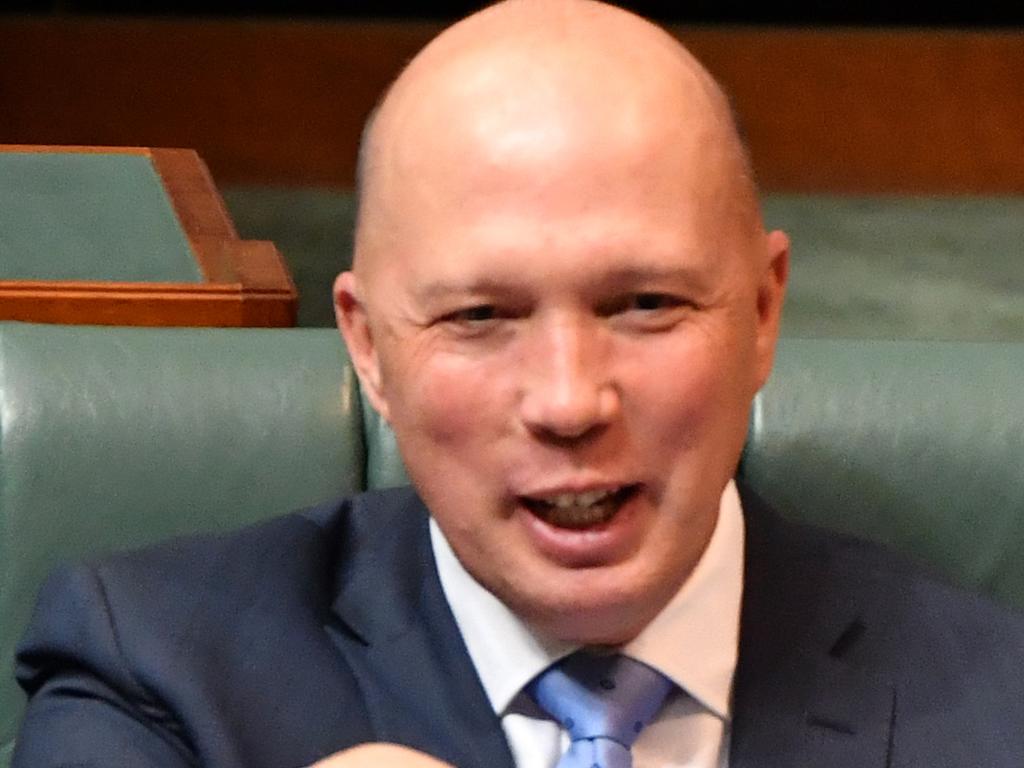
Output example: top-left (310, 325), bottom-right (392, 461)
top-left (619, 327), bottom-right (755, 448)
top-left (383, 351), bottom-right (519, 544)
top-left (387, 349), bottom-right (512, 453)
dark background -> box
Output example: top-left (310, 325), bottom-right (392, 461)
top-left (5, 0), bottom-right (1024, 26)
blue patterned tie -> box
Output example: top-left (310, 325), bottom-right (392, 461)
top-left (527, 652), bottom-right (675, 768)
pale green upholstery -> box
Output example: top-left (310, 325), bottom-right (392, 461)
top-left (0, 153), bottom-right (200, 283)
top-left (1, 322), bottom-right (1022, 767)
top-left (741, 338), bottom-right (1024, 605)
top-left (0, 323), bottom-right (362, 767)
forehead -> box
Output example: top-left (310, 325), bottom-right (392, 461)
top-left (356, 21), bottom-right (757, 287)
top-left (367, 124), bottom-right (747, 290)
top-left (369, 190), bottom-right (747, 320)
top-left (380, 44), bottom-right (719, 185)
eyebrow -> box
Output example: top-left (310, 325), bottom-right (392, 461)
top-left (592, 264), bottom-right (714, 289)
top-left (411, 262), bottom-right (716, 304)
top-left (412, 278), bottom-right (520, 304)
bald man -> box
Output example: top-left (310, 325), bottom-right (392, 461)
top-left (13, 2), bottom-right (1024, 767)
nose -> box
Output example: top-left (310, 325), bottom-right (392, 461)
top-left (518, 317), bottom-right (620, 441)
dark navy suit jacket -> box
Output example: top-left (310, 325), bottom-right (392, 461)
top-left (14, 484), bottom-right (1024, 767)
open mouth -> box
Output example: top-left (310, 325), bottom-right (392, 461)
top-left (520, 485), bottom-right (638, 530)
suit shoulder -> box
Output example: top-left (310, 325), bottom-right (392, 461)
top-left (790, 515), bottom-right (1024, 642)
top-left (740, 484), bottom-right (1024, 672)
top-left (93, 486), bottom-right (422, 583)
top-left (28, 486), bottom-right (428, 646)
top-left (15, 488), bottom-right (427, 765)
top-left (18, 486), bottom-right (429, 700)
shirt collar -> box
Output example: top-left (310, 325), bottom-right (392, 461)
top-left (431, 479), bottom-right (745, 722)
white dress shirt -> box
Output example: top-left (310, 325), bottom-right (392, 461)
top-left (431, 480), bottom-right (745, 768)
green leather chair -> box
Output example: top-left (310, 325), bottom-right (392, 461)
top-left (2, 321), bottom-right (1022, 767)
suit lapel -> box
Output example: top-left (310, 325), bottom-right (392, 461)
top-left (324, 488), bottom-right (516, 768)
top-left (321, 485), bottom-right (897, 767)
top-left (730, 484), bottom-right (894, 768)
top-left (730, 640), bottom-right (894, 768)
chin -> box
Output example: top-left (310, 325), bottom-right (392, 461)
top-left (536, 608), bottom-right (649, 647)
top-left (506, 581), bottom-right (657, 646)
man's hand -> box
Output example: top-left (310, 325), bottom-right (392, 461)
top-left (310, 743), bottom-right (455, 767)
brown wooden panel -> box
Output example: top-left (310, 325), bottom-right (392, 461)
top-left (0, 144), bottom-right (297, 327)
top-left (679, 27), bottom-right (1024, 194)
top-left (0, 18), bottom-right (1021, 193)
top-left (0, 272), bottom-right (297, 328)
top-left (0, 18), bottom-right (439, 188)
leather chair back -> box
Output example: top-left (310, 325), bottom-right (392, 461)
top-left (742, 338), bottom-right (1024, 606)
top-left (0, 323), bottom-right (362, 766)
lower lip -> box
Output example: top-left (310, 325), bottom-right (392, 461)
top-left (515, 488), bottom-right (644, 567)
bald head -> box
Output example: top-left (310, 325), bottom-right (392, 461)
top-left (353, 0), bottom-right (760, 277)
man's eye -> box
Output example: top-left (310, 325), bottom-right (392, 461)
top-left (599, 292), bottom-right (692, 331)
top-left (598, 293), bottom-right (684, 317)
top-left (435, 304), bottom-right (514, 339)
top-left (452, 305), bottom-right (496, 322)
top-left (631, 293), bottom-right (680, 311)
top-left (439, 305), bottom-right (499, 325)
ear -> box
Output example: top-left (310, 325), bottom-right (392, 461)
top-left (753, 229), bottom-right (790, 390)
top-left (334, 271), bottom-right (391, 422)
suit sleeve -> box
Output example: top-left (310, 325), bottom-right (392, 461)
top-left (13, 564), bottom-right (197, 768)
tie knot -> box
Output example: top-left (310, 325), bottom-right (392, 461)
top-left (527, 652), bottom-right (674, 749)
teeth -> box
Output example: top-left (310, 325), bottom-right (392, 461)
top-left (542, 489), bottom-right (615, 508)
top-left (527, 487), bottom-right (627, 530)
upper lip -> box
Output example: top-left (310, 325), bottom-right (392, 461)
top-left (517, 481), bottom-right (634, 499)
